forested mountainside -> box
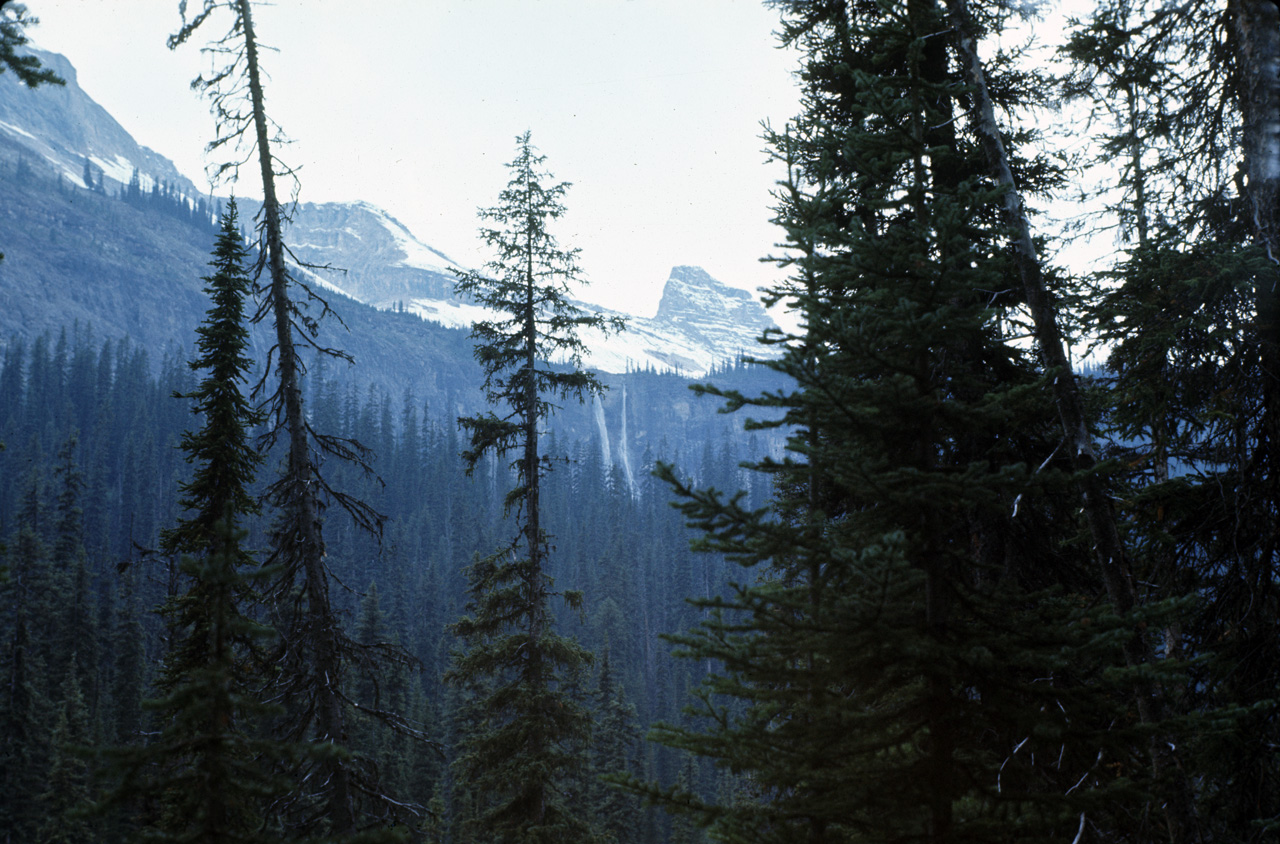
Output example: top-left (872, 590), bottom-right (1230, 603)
top-left (0, 326), bottom-right (771, 843)
top-left (0, 154), bottom-right (789, 462)
top-left (5, 0), bottom-right (1280, 843)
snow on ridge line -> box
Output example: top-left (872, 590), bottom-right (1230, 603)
top-left (348, 200), bottom-right (466, 273)
top-left (403, 295), bottom-right (757, 377)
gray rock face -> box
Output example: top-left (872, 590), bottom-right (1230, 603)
top-left (654, 265), bottom-right (775, 349)
top-left (0, 49), bottom-right (198, 195)
top-left (282, 200), bottom-right (462, 306)
top-left (0, 48), bottom-right (780, 377)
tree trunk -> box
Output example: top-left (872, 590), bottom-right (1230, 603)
top-left (1233, 0), bottom-right (1280, 577)
top-left (237, 0), bottom-right (355, 833)
top-left (944, 0), bottom-right (1135, 614)
top-left (945, 3), bottom-right (1198, 840)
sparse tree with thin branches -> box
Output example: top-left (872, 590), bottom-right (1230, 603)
top-left (168, 2), bottom-right (421, 837)
top-left (448, 131), bottom-right (622, 844)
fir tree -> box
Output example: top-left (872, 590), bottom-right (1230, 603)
top-left (591, 648), bottom-right (642, 844)
top-left (0, 3), bottom-right (64, 88)
top-left (1063, 1), bottom-right (1280, 837)
top-left (640, 2), bottom-right (1168, 842)
top-left (169, 4), bottom-right (412, 836)
top-left (37, 654), bottom-right (93, 844)
top-left (447, 131), bottom-right (622, 844)
top-left (0, 616), bottom-right (48, 844)
top-left (102, 200), bottom-right (285, 844)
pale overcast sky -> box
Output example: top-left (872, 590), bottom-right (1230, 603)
top-left (28, 0), bottom-right (802, 318)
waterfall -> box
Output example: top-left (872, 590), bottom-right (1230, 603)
top-left (594, 394), bottom-right (613, 470)
top-left (619, 383), bottom-right (638, 497)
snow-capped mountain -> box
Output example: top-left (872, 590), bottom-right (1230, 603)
top-left (0, 49), bottom-right (200, 197)
top-left (1, 48), bottom-right (778, 377)
top-left (274, 199), bottom-right (776, 375)
top-left (279, 199), bottom-right (464, 305)
top-left (404, 265), bottom-right (775, 376)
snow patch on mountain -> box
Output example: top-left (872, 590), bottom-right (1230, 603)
top-left (405, 298), bottom-right (492, 331)
top-left (349, 200), bottom-right (463, 274)
top-left (0, 118), bottom-right (37, 141)
top-left (0, 48), bottom-right (777, 379)
top-left (89, 152), bottom-right (137, 187)
top-left (406, 265), bottom-right (777, 377)
top-left (0, 48), bottom-right (203, 197)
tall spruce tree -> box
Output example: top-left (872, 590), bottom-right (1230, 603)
top-left (642, 2), bottom-right (1165, 842)
top-left (169, 4), bottom-right (413, 836)
top-left (1063, 1), bottom-right (1280, 838)
top-left (102, 200), bottom-right (286, 844)
top-left (447, 131), bottom-right (622, 844)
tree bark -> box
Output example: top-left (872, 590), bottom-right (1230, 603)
top-left (237, 0), bottom-right (355, 834)
top-left (945, 4), bottom-right (1197, 840)
top-left (1233, 0), bottom-right (1280, 572)
top-left (944, 0), bottom-right (1135, 617)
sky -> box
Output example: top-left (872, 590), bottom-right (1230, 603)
top-left (27, 0), bottom-right (803, 319)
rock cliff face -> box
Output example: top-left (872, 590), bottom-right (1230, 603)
top-left (283, 200), bottom-right (462, 306)
top-left (1, 47), bottom-right (779, 377)
top-left (562, 266), bottom-right (778, 376)
top-left (0, 49), bottom-right (198, 195)
top-left (653, 265), bottom-right (776, 353)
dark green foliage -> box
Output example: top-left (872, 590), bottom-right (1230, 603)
top-left (1065, 2), bottom-right (1280, 838)
top-left (37, 655), bottom-right (93, 844)
top-left (590, 649), bottom-right (643, 844)
top-left (162, 200), bottom-right (262, 558)
top-left (100, 202), bottom-right (287, 844)
top-left (0, 317), bottom-right (770, 844)
top-left (170, 5), bottom-right (418, 837)
top-left (637, 2), bottom-right (1169, 842)
top-left (0, 3), bottom-right (63, 89)
top-left (447, 132), bottom-right (622, 844)
top-left (0, 617), bottom-right (48, 843)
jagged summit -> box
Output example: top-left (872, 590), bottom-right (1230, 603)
top-left (0, 48), bottom-right (778, 378)
top-left (652, 265), bottom-right (775, 351)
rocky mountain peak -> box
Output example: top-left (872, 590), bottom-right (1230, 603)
top-left (0, 48), bottom-right (197, 196)
top-left (652, 265), bottom-right (774, 343)
top-left (1, 49), bottom-right (780, 378)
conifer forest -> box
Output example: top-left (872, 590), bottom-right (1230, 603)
top-left (3, 1), bottom-right (1280, 843)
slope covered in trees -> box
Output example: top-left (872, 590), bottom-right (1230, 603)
top-left (0, 322), bottom-right (767, 843)
top-left (3, 0), bottom-right (1279, 842)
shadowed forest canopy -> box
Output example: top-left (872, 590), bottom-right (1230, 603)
top-left (0, 1), bottom-right (1278, 843)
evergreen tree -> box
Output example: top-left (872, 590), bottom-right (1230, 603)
top-left (1063, 1), bottom-right (1280, 837)
top-left (0, 616), bottom-right (48, 844)
top-left (37, 654), bottom-right (93, 844)
top-left (169, 4), bottom-right (409, 836)
top-left (0, 1), bottom-right (64, 108)
top-left (447, 132), bottom-right (622, 844)
top-left (591, 648), bottom-right (642, 844)
top-left (640, 2), bottom-right (1167, 842)
top-left (102, 201), bottom-right (285, 843)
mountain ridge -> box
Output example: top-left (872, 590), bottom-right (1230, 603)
top-left (0, 47), bottom-right (776, 378)
top-left (0, 46), bottom-right (791, 473)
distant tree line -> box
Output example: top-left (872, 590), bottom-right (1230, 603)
top-left (0, 318), bottom-right (765, 843)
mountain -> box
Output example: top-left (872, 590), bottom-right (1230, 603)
top-left (0, 47), bottom-right (789, 474)
top-left (0, 49), bottom-right (200, 197)
top-left (268, 198), bottom-right (778, 376)
top-left (404, 264), bottom-right (775, 375)
top-left (2, 49), bottom-right (778, 380)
